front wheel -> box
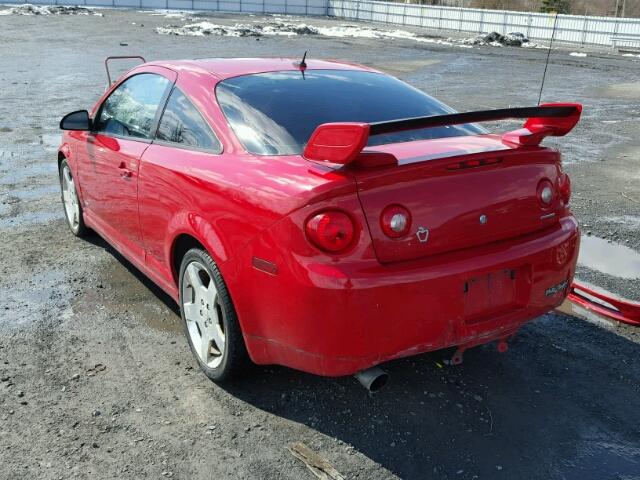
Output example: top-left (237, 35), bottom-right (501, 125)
top-left (179, 248), bottom-right (249, 382)
top-left (59, 159), bottom-right (88, 237)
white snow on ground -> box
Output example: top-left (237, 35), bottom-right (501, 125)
top-left (151, 13), bottom-right (640, 58)
top-left (155, 20), bottom-right (479, 47)
top-left (0, 4), bottom-right (102, 15)
top-left (622, 53), bottom-right (640, 58)
top-left (147, 9), bottom-right (193, 20)
top-left (522, 41), bottom-right (548, 49)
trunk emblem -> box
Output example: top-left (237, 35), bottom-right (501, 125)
top-left (416, 227), bottom-right (430, 243)
top-left (479, 214), bottom-right (488, 225)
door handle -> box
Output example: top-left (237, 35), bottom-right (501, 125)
top-left (118, 161), bottom-right (133, 178)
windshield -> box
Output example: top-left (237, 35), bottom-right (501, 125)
top-left (216, 70), bottom-right (485, 155)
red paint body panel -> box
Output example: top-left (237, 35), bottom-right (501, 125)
top-left (59, 58), bottom-right (581, 377)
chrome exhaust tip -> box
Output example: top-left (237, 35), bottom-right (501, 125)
top-left (354, 367), bottom-right (389, 392)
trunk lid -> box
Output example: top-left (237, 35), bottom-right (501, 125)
top-left (355, 135), bottom-right (565, 264)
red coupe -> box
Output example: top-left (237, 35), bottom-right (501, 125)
top-left (58, 57), bottom-right (581, 389)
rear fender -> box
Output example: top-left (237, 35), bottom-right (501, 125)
top-left (165, 211), bottom-right (231, 282)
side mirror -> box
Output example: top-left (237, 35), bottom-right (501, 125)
top-left (60, 110), bottom-right (91, 131)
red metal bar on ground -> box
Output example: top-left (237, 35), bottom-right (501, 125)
top-left (567, 281), bottom-right (640, 326)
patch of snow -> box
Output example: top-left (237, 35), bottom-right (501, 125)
top-left (149, 9), bottom-right (193, 20)
top-left (0, 4), bottom-right (102, 16)
top-left (155, 20), bottom-right (468, 48)
top-left (461, 31), bottom-right (531, 48)
top-left (522, 42), bottom-right (546, 49)
top-left (570, 52), bottom-right (587, 57)
top-left (622, 53), bottom-right (640, 58)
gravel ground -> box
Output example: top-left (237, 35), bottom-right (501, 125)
top-left (0, 8), bottom-right (639, 480)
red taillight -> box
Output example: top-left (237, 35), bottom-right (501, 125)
top-left (305, 211), bottom-right (355, 253)
top-left (380, 205), bottom-right (412, 238)
top-left (559, 173), bottom-right (571, 205)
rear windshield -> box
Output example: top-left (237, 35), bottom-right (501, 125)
top-left (216, 70), bottom-right (485, 155)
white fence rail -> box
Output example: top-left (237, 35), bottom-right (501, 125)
top-left (328, 0), bottom-right (640, 46)
top-left (5, 0), bottom-right (640, 47)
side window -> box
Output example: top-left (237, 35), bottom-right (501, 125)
top-left (95, 73), bottom-right (171, 140)
top-left (156, 88), bottom-right (221, 152)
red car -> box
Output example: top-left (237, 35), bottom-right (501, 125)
top-left (58, 57), bottom-right (581, 389)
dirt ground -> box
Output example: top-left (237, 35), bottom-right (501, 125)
top-left (0, 8), bottom-right (639, 480)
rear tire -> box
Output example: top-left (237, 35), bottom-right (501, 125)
top-left (179, 248), bottom-right (249, 382)
top-left (59, 159), bottom-right (88, 237)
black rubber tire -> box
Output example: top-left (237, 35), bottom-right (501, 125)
top-left (59, 158), bottom-right (89, 237)
top-left (178, 248), bottom-right (249, 382)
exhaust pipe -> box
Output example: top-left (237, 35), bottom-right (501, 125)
top-left (354, 367), bottom-right (389, 392)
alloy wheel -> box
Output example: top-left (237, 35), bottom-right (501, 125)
top-left (61, 164), bottom-right (80, 232)
top-left (181, 261), bottom-right (226, 368)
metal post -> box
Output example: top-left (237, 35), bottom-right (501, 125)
top-left (581, 15), bottom-right (588, 45)
top-left (479, 9), bottom-right (484, 33)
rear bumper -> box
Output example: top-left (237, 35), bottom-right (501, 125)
top-left (231, 215), bottom-right (579, 376)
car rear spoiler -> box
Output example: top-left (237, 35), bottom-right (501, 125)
top-left (303, 103), bottom-right (582, 166)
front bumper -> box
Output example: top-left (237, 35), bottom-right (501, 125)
top-left (228, 215), bottom-right (579, 376)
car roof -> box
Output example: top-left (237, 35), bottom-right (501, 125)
top-left (144, 57), bottom-right (380, 80)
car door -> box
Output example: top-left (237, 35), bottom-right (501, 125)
top-left (138, 87), bottom-right (224, 285)
top-left (84, 71), bottom-right (175, 257)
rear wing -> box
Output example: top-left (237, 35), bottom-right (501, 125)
top-left (303, 103), bottom-right (582, 166)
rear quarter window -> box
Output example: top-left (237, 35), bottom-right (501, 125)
top-left (216, 70), bottom-right (484, 156)
top-left (156, 88), bottom-right (221, 152)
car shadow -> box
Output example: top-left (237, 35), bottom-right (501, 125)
top-left (82, 233), bottom-right (180, 317)
top-left (87, 236), bottom-right (640, 479)
top-left (219, 315), bottom-right (640, 479)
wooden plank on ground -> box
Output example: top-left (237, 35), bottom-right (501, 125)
top-left (287, 442), bottom-right (346, 480)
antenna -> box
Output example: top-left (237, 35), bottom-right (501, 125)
top-left (299, 51), bottom-right (308, 69)
top-left (538, 12), bottom-right (559, 105)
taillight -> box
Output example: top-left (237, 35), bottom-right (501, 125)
top-left (559, 173), bottom-right (571, 205)
top-left (380, 205), bottom-right (411, 238)
top-left (537, 179), bottom-right (555, 207)
top-left (305, 211), bottom-right (355, 253)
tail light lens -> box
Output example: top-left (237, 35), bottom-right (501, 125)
top-left (305, 211), bottom-right (355, 253)
top-left (537, 179), bottom-right (555, 207)
top-left (380, 205), bottom-right (411, 238)
top-left (559, 173), bottom-right (571, 205)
